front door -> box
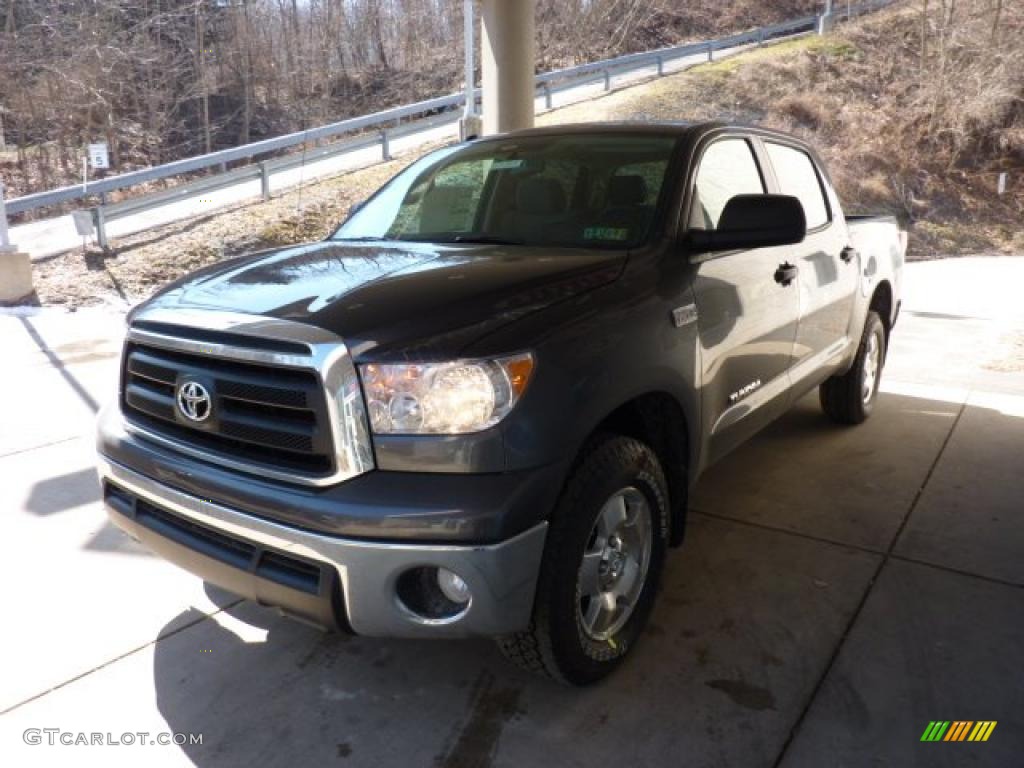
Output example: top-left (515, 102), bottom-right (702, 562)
top-left (688, 136), bottom-right (801, 464)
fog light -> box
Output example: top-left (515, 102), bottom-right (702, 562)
top-left (437, 568), bottom-right (470, 604)
top-left (395, 566), bottom-right (471, 621)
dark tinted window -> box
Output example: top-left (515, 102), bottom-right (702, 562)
top-left (334, 134), bottom-right (678, 249)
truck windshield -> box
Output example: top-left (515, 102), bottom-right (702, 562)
top-left (332, 134), bottom-right (677, 250)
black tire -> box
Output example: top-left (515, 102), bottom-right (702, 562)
top-left (497, 435), bottom-right (670, 685)
top-left (820, 310), bottom-right (886, 425)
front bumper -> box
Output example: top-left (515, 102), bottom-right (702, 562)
top-left (97, 401), bottom-right (563, 543)
top-left (98, 456), bottom-right (547, 637)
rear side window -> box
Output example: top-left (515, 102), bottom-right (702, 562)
top-left (690, 138), bottom-right (765, 229)
top-left (765, 142), bottom-right (830, 230)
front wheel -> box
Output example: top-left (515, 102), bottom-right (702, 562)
top-left (820, 310), bottom-right (886, 425)
top-left (497, 435), bottom-right (670, 685)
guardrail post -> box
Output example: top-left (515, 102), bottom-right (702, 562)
top-left (542, 82), bottom-right (552, 110)
top-left (93, 206), bottom-right (108, 251)
top-left (656, 55), bottom-right (664, 76)
top-left (380, 130), bottom-right (391, 161)
top-left (259, 161), bottom-right (271, 201)
top-left (0, 182), bottom-right (13, 252)
top-left (603, 69), bottom-right (611, 91)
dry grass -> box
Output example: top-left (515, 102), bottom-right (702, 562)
top-left (30, 154), bottom-right (424, 309)
top-left (543, 4), bottom-right (1024, 258)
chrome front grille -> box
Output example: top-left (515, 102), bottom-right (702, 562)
top-left (123, 342), bottom-right (332, 473)
top-left (119, 309), bottom-right (375, 487)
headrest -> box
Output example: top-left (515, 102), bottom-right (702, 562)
top-left (516, 178), bottom-right (567, 215)
top-left (608, 175), bottom-right (648, 207)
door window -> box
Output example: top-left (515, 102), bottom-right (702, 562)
top-left (765, 142), bottom-right (830, 230)
top-left (690, 138), bottom-right (765, 230)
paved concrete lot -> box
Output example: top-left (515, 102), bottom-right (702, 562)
top-left (1, 257), bottom-right (1022, 767)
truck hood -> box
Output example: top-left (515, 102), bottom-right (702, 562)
top-left (142, 239), bottom-right (625, 359)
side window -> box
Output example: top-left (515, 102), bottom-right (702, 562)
top-left (691, 138), bottom-right (764, 230)
top-left (765, 142), bottom-right (830, 230)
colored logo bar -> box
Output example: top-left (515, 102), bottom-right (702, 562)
top-left (920, 721), bottom-right (997, 742)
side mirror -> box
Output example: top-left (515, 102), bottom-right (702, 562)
top-left (687, 194), bottom-right (806, 253)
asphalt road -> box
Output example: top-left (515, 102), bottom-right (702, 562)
top-left (1, 256), bottom-right (1022, 767)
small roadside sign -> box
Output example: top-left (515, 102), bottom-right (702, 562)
top-left (72, 210), bottom-right (95, 237)
top-left (89, 143), bottom-right (110, 170)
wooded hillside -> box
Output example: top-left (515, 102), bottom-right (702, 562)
top-left (0, 0), bottom-right (819, 197)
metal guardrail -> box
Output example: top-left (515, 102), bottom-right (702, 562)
top-left (89, 111), bottom-right (459, 247)
top-left (1, 0), bottom-right (895, 243)
top-left (4, 91), bottom-right (471, 218)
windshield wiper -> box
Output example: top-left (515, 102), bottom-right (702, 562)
top-left (332, 236), bottom-right (388, 242)
top-left (443, 234), bottom-right (526, 246)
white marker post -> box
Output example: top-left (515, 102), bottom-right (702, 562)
top-left (819, 0), bottom-right (835, 33)
top-left (997, 172), bottom-right (1007, 196)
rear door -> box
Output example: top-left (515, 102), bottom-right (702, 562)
top-left (688, 135), bottom-right (801, 464)
top-left (762, 140), bottom-right (858, 392)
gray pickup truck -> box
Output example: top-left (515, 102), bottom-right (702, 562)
top-left (98, 122), bottom-right (904, 684)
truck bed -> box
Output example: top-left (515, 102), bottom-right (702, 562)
top-left (846, 214), bottom-right (907, 262)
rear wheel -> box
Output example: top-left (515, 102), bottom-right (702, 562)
top-left (820, 310), bottom-right (886, 425)
top-left (497, 435), bottom-right (669, 685)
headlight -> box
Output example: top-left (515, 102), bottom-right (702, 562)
top-left (359, 353), bottom-right (534, 434)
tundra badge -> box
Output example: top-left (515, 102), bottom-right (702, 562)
top-left (671, 304), bottom-right (698, 328)
top-left (728, 379), bottom-right (762, 404)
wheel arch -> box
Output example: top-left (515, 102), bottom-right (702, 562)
top-left (578, 391), bottom-right (692, 547)
top-left (869, 280), bottom-right (894, 333)
top-left (867, 279), bottom-right (894, 364)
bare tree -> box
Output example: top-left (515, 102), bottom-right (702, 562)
top-left (9, 0), bottom-right (1013, 205)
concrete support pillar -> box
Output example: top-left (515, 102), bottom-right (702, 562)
top-left (459, 0), bottom-right (482, 140)
top-left (0, 250), bottom-right (33, 303)
top-left (481, 0), bottom-right (536, 135)
top-left (0, 181), bottom-right (33, 303)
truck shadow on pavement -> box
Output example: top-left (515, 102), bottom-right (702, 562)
top-left (24, 467), bottom-right (100, 515)
top-left (152, 599), bottom-right (530, 768)
top-left (149, 390), bottom-right (1024, 768)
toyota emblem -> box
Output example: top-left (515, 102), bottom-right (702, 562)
top-left (176, 381), bottom-right (212, 422)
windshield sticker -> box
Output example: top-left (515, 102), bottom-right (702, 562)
top-left (584, 227), bottom-right (630, 241)
top-left (492, 159), bottom-right (525, 170)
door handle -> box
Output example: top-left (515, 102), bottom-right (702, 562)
top-left (840, 246), bottom-right (858, 264)
top-left (774, 262), bottom-right (798, 286)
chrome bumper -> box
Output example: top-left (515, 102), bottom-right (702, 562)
top-left (98, 456), bottom-right (547, 637)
